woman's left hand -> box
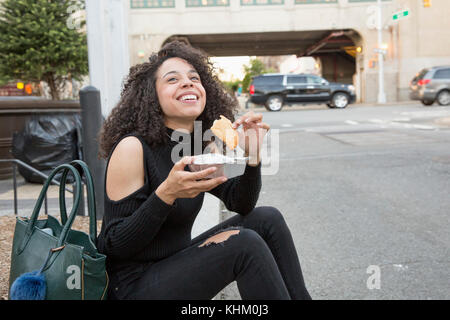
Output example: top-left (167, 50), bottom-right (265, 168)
top-left (232, 111), bottom-right (270, 166)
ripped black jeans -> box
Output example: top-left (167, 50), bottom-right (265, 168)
top-left (118, 206), bottom-right (311, 300)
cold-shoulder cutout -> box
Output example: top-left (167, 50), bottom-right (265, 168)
top-left (106, 136), bottom-right (146, 202)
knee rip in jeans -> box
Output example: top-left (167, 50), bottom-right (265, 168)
top-left (199, 227), bottom-right (241, 248)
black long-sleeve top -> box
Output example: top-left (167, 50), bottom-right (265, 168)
top-left (97, 127), bottom-right (262, 287)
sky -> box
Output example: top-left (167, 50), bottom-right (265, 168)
top-left (210, 56), bottom-right (252, 82)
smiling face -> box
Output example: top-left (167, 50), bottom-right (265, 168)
top-left (155, 57), bottom-right (207, 132)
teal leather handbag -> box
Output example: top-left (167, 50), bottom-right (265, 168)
top-left (8, 160), bottom-right (108, 300)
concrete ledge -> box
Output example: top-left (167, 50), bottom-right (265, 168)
top-left (191, 193), bottom-right (220, 238)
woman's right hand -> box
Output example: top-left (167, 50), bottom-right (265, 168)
top-left (155, 156), bottom-right (227, 205)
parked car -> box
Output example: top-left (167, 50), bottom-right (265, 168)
top-left (248, 73), bottom-right (356, 111)
top-left (410, 66), bottom-right (450, 106)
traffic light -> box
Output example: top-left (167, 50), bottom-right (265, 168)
top-left (423, 0), bottom-right (431, 8)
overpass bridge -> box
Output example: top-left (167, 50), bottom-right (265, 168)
top-left (125, 0), bottom-right (450, 103)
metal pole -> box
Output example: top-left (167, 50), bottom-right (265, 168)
top-left (85, 0), bottom-right (130, 117)
top-left (79, 86), bottom-right (105, 220)
top-left (377, 0), bottom-right (387, 104)
top-left (12, 163), bottom-right (17, 215)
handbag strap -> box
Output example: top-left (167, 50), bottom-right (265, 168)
top-left (19, 163), bottom-right (83, 253)
top-left (59, 160), bottom-right (97, 244)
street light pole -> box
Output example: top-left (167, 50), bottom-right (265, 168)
top-left (84, 0), bottom-right (130, 116)
top-left (377, 0), bottom-right (387, 103)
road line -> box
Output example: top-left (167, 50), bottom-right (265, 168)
top-left (393, 117), bottom-right (411, 122)
top-left (369, 119), bottom-right (386, 124)
top-left (389, 122), bottom-right (414, 128)
top-left (412, 124), bottom-right (437, 130)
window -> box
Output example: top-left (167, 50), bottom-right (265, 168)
top-left (348, 0), bottom-right (390, 2)
top-left (433, 69), bottom-right (450, 80)
top-left (186, 0), bottom-right (229, 7)
top-left (413, 69), bottom-right (429, 82)
top-left (241, 0), bottom-right (284, 6)
top-left (287, 76), bottom-right (306, 84)
top-left (295, 0), bottom-right (337, 4)
top-left (253, 76), bottom-right (283, 86)
top-left (130, 0), bottom-right (175, 8)
top-left (307, 76), bottom-right (323, 84)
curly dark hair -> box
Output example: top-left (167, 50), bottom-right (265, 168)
top-left (98, 41), bottom-right (239, 159)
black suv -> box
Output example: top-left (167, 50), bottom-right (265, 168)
top-left (249, 73), bottom-right (356, 111)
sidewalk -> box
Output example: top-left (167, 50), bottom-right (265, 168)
top-left (0, 175), bottom-right (73, 217)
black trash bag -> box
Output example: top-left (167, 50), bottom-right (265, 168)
top-left (12, 114), bottom-right (83, 183)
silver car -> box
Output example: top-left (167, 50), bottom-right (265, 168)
top-left (410, 66), bottom-right (450, 106)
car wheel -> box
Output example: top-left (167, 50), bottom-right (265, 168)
top-left (331, 92), bottom-right (349, 109)
top-left (421, 100), bottom-right (434, 106)
top-left (436, 90), bottom-right (450, 106)
top-left (265, 95), bottom-right (284, 112)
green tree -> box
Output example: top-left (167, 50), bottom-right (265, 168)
top-left (241, 73), bottom-right (252, 94)
top-left (241, 58), bottom-right (275, 93)
top-left (0, 73), bottom-right (11, 87)
top-left (0, 0), bottom-right (88, 100)
top-left (222, 79), bottom-right (241, 94)
top-left (243, 59), bottom-right (266, 77)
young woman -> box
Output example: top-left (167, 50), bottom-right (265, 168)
top-left (97, 41), bottom-right (311, 300)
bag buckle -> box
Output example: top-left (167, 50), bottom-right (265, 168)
top-left (51, 245), bottom-right (65, 252)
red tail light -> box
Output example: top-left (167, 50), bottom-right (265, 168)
top-left (249, 85), bottom-right (255, 95)
top-left (417, 79), bottom-right (431, 86)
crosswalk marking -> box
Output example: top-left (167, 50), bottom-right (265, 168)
top-left (411, 124), bottom-right (436, 130)
top-left (393, 117), bottom-right (411, 122)
top-left (345, 119), bottom-right (438, 131)
top-left (368, 119), bottom-right (385, 124)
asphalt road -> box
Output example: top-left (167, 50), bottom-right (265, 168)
top-left (250, 102), bottom-right (450, 299)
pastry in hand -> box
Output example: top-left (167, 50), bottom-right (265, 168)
top-left (210, 115), bottom-right (239, 150)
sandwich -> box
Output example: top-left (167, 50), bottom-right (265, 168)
top-left (210, 115), bottom-right (239, 150)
